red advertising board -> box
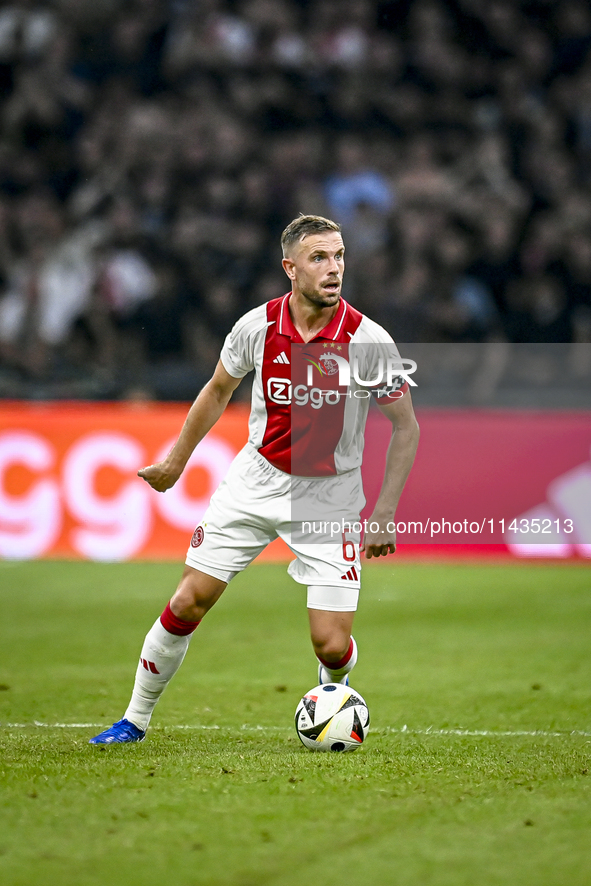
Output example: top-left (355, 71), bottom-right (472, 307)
top-left (0, 402), bottom-right (589, 562)
top-left (0, 402), bottom-right (251, 562)
top-left (364, 409), bottom-right (591, 559)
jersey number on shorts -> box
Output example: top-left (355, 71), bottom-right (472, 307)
top-left (342, 532), bottom-right (356, 562)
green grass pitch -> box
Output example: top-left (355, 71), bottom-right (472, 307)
top-left (1, 559), bottom-right (590, 886)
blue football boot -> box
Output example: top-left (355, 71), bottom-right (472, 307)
top-left (317, 663), bottom-right (349, 686)
top-left (89, 718), bottom-right (146, 744)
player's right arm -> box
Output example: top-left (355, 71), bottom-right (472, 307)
top-left (138, 360), bottom-right (242, 492)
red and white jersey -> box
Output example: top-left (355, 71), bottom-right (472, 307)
top-left (220, 293), bottom-right (407, 477)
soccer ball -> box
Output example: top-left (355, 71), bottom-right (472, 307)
top-left (295, 683), bottom-right (370, 752)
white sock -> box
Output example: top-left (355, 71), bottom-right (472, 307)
top-left (318, 637), bottom-right (358, 684)
top-left (124, 619), bottom-right (191, 731)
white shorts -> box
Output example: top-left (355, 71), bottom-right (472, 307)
top-left (185, 444), bottom-right (364, 611)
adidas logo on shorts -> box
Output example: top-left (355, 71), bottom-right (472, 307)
top-left (341, 566), bottom-right (359, 581)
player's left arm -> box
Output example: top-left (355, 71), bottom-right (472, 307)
top-left (361, 391), bottom-right (420, 559)
top-left (137, 361), bottom-right (242, 492)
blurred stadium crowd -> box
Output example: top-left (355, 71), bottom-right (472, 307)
top-left (0, 0), bottom-right (590, 400)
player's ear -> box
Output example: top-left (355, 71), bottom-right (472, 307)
top-left (282, 256), bottom-right (296, 280)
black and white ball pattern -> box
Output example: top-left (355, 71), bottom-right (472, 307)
top-left (295, 683), bottom-right (370, 752)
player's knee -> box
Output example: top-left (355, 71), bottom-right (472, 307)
top-left (171, 568), bottom-right (226, 621)
top-left (170, 587), bottom-right (208, 621)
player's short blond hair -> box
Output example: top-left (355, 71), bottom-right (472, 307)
top-left (281, 214), bottom-right (341, 256)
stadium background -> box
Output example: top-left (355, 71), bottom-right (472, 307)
top-left (1, 7), bottom-right (591, 886)
top-left (0, 0), bottom-right (590, 561)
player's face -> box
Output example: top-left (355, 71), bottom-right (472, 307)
top-left (283, 232), bottom-right (345, 308)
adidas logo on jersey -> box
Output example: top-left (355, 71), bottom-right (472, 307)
top-left (273, 351), bottom-right (290, 364)
top-left (341, 566), bottom-right (359, 581)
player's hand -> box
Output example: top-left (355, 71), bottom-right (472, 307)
top-left (137, 462), bottom-right (181, 493)
top-left (361, 515), bottom-right (396, 559)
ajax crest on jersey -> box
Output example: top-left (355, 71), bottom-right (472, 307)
top-left (295, 683), bottom-right (370, 752)
top-left (319, 352), bottom-right (340, 375)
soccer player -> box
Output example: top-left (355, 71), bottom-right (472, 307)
top-left (90, 215), bottom-right (419, 744)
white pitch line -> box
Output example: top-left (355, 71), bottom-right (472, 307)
top-left (394, 726), bottom-right (591, 738)
top-left (2, 723), bottom-right (590, 737)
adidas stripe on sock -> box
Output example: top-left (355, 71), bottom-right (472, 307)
top-left (123, 604), bottom-right (200, 731)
